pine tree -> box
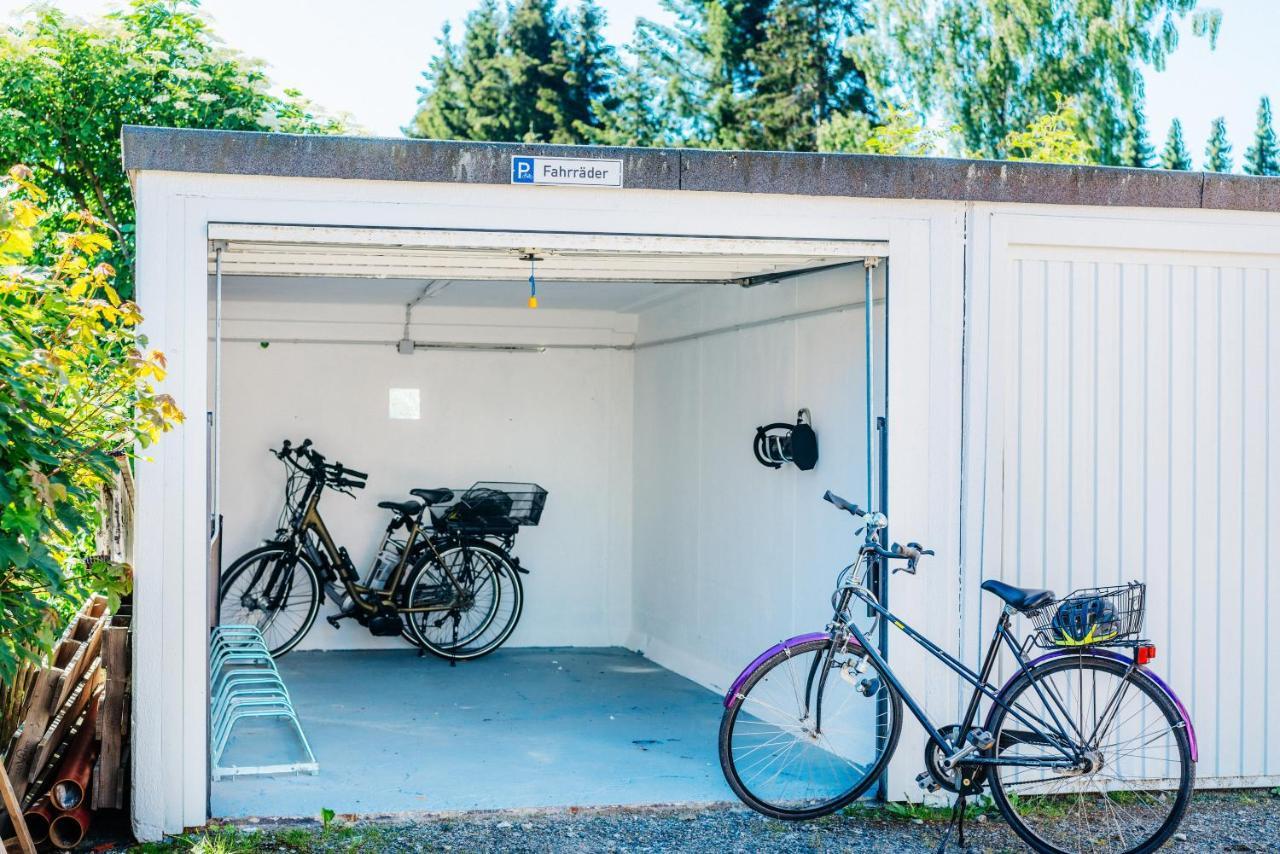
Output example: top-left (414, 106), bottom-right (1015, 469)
top-left (744, 0), bottom-right (874, 152)
top-left (632, 0), bottom-right (773, 146)
top-left (561, 0), bottom-right (615, 143)
top-left (454, 0), bottom-right (511, 141)
top-left (1205, 116), bottom-right (1232, 173)
top-left (1119, 98), bottom-right (1156, 168)
top-left (1244, 96), bottom-right (1280, 176)
top-left (405, 24), bottom-right (467, 139)
top-left (1160, 119), bottom-right (1192, 170)
top-left (504, 0), bottom-right (568, 143)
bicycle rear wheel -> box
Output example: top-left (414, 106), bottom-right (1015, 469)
top-left (403, 542), bottom-right (523, 661)
top-left (987, 654), bottom-right (1195, 854)
top-left (218, 544), bottom-right (321, 657)
top-left (719, 636), bottom-right (901, 820)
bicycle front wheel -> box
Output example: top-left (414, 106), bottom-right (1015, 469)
top-left (218, 544), bottom-right (321, 657)
top-left (719, 636), bottom-right (901, 820)
top-left (987, 654), bottom-right (1195, 854)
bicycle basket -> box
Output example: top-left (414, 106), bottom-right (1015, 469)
top-left (435, 482), bottom-right (547, 534)
top-left (1027, 582), bottom-right (1145, 649)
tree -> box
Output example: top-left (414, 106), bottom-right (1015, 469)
top-left (1121, 98), bottom-right (1157, 168)
top-left (742, 0), bottom-right (875, 151)
top-left (856, 0), bottom-right (1221, 163)
top-left (561, 0), bottom-right (615, 142)
top-left (627, 0), bottom-right (773, 147)
top-left (818, 106), bottom-right (945, 156)
top-left (1002, 100), bottom-right (1093, 164)
top-left (1205, 116), bottom-right (1232, 173)
top-left (1243, 96), bottom-right (1280, 176)
top-left (1160, 118), bottom-right (1193, 170)
top-left (408, 0), bottom-right (616, 145)
top-left (0, 0), bottom-right (343, 296)
top-left (0, 166), bottom-right (182, 683)
top-left (505, 0), bottom-right (569, 142)
top-left (405, 24), bottom-right (469, 140)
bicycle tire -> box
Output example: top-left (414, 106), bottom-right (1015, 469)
top-left (986, 655), bottom-right (1195, 854)
top-left (402, 541), bottom-right (524, 661)
top-left (719, 636), bottom-right (902, 820)
top-left (218, 544), bottom-right (321, 657)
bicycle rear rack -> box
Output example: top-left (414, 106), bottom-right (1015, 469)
top-left (209, 624), bottom-right (319, 780)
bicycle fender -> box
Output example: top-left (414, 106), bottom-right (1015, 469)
top-left (723, 632), bottom-right (863, 709)
top-left (984, 649), bottom-right (1198, 762)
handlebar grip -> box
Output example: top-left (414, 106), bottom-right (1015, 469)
top-left (341, 466), bottom-right (369, 480)
top-left (823, 490), bottom-right (864, 517)
top-left (334, 477), bottom-right (366, 490)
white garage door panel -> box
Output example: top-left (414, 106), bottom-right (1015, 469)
top-left (976, 228), bottom-right (1280, 784)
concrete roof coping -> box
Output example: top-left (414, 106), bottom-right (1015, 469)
top-left (121, 125), bottom-right (1280, 213)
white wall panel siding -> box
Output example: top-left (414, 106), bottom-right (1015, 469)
top-left (965, 212), bottom-right (1280, 786)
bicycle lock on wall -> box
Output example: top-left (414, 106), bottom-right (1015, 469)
top-left (753, 409), bottom-right (819, 471)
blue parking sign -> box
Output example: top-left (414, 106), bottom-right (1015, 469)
top-left (512, 156), bottom-right (535, 183)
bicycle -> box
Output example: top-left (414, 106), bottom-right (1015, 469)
top-left (719, 490), bottom-right (1196, 854)
top-left (218, 439), bottom-right (525, 661)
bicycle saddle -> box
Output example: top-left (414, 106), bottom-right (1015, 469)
top-left (377, 499), bottom-right (423, 517)
top-left (981, 579), bottom-right (1054, 611)
top-left (410, 488), bottom-right (454, 506)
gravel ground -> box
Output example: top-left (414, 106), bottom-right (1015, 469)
top-left (184, 791), bottom-right (1280, 853)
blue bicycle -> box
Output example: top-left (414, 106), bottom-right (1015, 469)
top-left (719, 491), bottom-right (1196, 854)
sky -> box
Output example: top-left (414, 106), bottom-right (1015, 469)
top-left (1, 0), bottom-right (1277, 168)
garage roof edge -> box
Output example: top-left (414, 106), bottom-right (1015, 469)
top-left (121, 125), bottom-right (1280, 213)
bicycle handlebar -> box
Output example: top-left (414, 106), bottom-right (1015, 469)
top-left (823, 490), bottom-right (864, 518)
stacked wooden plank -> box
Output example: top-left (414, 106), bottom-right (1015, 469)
top-left (91, 613), bottom-right (130, 810)
top-left (0, 596), bottom-right (132, 850)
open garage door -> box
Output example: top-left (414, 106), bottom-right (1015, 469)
top-left (205, 223), bottom-right (890, 818)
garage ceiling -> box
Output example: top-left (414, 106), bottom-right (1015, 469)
top-left (207, 224), bottom-right (883, 286)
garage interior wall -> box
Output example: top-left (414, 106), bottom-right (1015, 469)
top-left (630, 266), bottom-right (886, 689)
top-left (214, 295), bottom-right (636, 650)
top-left (211, 263), bottom-right (883, 683)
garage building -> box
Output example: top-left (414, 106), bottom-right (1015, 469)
top-left (122, 126), bottom-right (1280, 839)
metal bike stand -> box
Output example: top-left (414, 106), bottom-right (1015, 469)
top-left (209, 624), bottom-right (319, 780)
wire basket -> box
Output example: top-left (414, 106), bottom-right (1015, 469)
top-left (1026, 582), bottom-right (1146, 649)
top-left (434, 482), bottom-right (547, 534)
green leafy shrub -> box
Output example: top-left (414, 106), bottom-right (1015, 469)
top-left (0, 165), bottom-right (181, 685)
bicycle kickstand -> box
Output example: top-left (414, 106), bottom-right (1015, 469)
top-left (934, 792), bottom-right (967, 854)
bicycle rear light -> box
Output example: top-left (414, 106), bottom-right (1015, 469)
top-left (1135, 643), bottom-right (1157, 666)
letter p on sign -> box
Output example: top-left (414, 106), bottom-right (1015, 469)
top-left (512, 156), bottom-right (535, 183)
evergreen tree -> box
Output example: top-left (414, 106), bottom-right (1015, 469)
top-left (1205, 116), bottom-right (1232, 173)
top-left (405, 24), bottom-right (467, 139)
top-left (1120, 98), bottom-right (1156, 168)
top-left (504, 0), bottom-right (568, 142)
top-left (561, 0), bottom-right (615, 142)
top-left (744, 0), bottom-right (874, 151)
top-left (631, 0), bottom-right (773, 146)
top-left (1160, 118), bottom-right (1192, 170)
top-left (1244, 96), bottom-right (1280, 176)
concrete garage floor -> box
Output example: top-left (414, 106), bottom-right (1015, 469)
top-left (210, 647), bottom-right (735, 818)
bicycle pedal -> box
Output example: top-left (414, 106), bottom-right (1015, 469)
top-left (915, 771), bottom-right (941, 793)
top-left (966, 729), bottom-right (995, 750)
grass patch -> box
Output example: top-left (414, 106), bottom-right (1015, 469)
top-left (839, 796), bottom-right (997, 823)
top-left (129, 812), bottom-right (401, 854)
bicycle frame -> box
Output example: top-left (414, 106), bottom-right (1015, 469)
top-left (268, 471), bottom-right (476, 617)
top-left (834, 583), bottom-right (1091, 770)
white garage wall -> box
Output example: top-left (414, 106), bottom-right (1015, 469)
top-left (963, 211), bottom-right (1280, 787)
top-left (215, 297), bottom-right (635, 649)
top-left (629, 265), bottom-right (887, 691)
